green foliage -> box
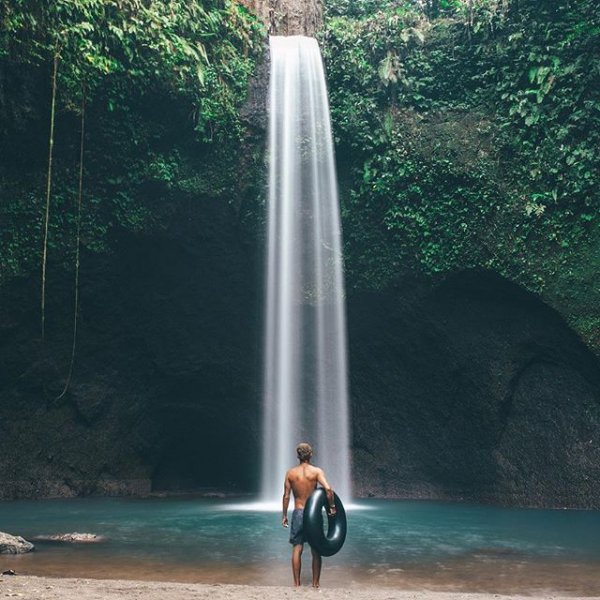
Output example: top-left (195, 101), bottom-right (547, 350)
top-left (322, 0), bottom-right (600, 348)
top-left (0, 0), bottom-right (264, 283)
top-left (0, 0), bottom-right (263, 134)
top-left (325, 0), bottom-right (468, 19)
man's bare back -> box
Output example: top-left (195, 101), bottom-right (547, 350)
top-left (282, 445), bottom-right (336, 524)
top-left (285, 463), bottom-right (329, 509)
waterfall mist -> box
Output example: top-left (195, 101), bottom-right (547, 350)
top-left (261, 36), bottom-right (351, 504)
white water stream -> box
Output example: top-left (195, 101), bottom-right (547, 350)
top-left (261, 36), bottom-right (351, 504)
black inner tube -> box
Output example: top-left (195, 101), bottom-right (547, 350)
top-left (303, 488), bottom-right (347, 557)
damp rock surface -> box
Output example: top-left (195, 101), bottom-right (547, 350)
top-left (0, 532), bottom-right (34, 554)
top-left (239, 0), bottom-right (323, 36)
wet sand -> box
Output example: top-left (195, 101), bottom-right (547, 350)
top-left (1, 576), bottom-right (599, 600)
top-left (3, 552), bottom-right (600, 597)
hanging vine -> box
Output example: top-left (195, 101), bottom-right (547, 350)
top-left (40, 47), bottom-right (60, 343)
top-left (54, 90), bottom-right (86, 401)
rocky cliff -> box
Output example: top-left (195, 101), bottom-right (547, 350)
top-left (1, 0), bottom-right (599, 508)
top-left (2, 250), bottom-right (600, 506)
top-left (240, 0), bottom-right (323, 36)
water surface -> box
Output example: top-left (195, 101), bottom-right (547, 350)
top-left (1, 497), bottom-right (599, 594)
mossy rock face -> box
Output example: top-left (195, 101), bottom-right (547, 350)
top-left (323, 1), bottom-right (600, 358)
top-left (1, 0), bottom-right (599, 506)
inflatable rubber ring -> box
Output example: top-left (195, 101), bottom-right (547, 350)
top-left (303, 488), bottom-right (347, 557)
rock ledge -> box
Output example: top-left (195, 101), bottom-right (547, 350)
top-left (31, 532), bottom-right (105, 543)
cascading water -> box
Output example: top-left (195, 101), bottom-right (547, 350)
top-left (261, 36), bottom-right (351, 504)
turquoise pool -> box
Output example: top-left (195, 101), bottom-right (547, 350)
top-left (1, 497), bottom-right (599, 593)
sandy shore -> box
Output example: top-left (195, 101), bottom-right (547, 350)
top-left (1, 576), bottom-right (599, 600)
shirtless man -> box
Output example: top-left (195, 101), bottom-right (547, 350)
top-left (282, 442), bottom-right (336, 588)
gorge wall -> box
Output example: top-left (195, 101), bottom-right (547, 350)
top-left (2, 246), bottom-right (600, 507)
top-left (1, 0), bottom-right (599, 508)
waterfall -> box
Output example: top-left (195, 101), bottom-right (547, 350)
top-left (261, 36), bottom-right (351, 504)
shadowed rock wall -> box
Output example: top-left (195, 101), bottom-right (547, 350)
top-left (348, 271), bottom-right (600, 508)
top-left (2, 253), bottom-right (600, 508)
top-left (0, 199), bottom-right (262, 499)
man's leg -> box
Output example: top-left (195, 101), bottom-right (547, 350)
top-left (292, 544), bottom-right (303, 586)
top-left (311, 547), bottom-right (322, 588)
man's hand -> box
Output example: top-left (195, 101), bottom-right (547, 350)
top-left (327, 505), bottom-right (337, 518)
top-left (282, 515), bottom-right (289, 528)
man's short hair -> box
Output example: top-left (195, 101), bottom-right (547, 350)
top-left (296, 442), bottom-right (313, 461)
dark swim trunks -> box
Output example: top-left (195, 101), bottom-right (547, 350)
top-left (289, 508), bottom-right (305, 545)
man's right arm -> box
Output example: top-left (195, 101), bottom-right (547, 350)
top-left (316, 469), bottom-right (336, 516)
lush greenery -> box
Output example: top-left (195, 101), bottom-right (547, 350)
top-left (1, 0), bottom-right (598, 352)
top-left (0, 0), bottom-right (263, 283)
top-left (321, 0), bottom-right (600, 350)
